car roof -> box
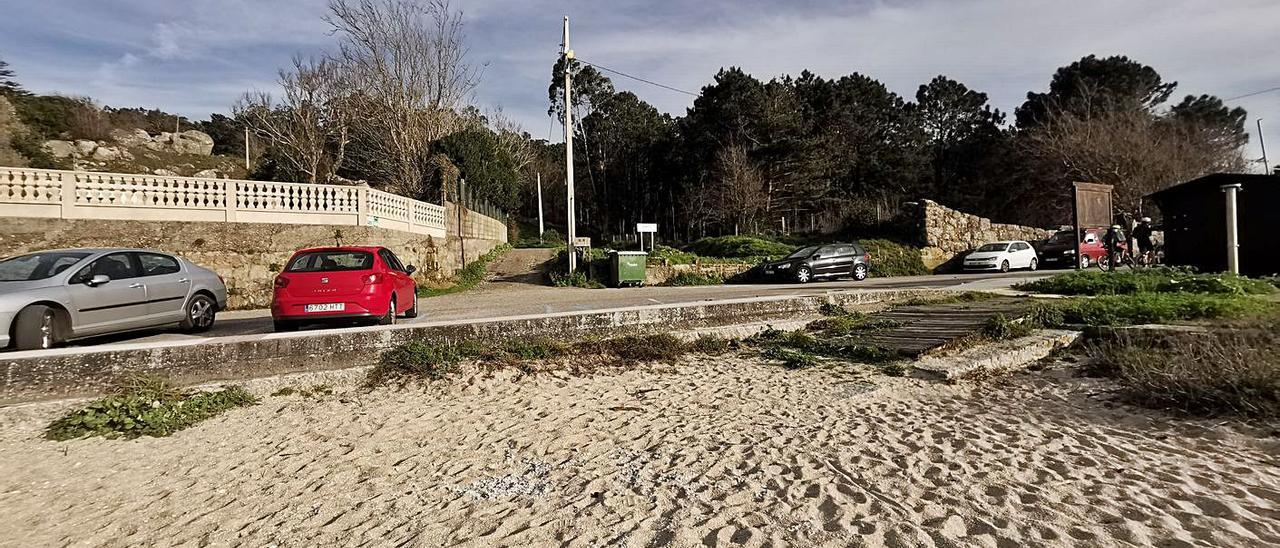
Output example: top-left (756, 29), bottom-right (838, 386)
top-left (292, 246), bottom-right (384, 254)
top-left (22, 247), bottom-right (176, 255)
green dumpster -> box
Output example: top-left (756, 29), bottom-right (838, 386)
top-left (610, 251), bottom-right (648, 287)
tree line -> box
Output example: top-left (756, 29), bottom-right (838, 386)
top-left (550, 54), bottom-right (1250, 243)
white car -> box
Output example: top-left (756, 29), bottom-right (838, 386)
top-left (963, 241), bottom-right (1039, 272)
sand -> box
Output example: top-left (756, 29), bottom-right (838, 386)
top-left (1, 355), bottom-right (1278, 547)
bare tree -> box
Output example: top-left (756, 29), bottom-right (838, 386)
top-left (485, 106), bottom-right (535, 174)
top-left (712, 143), bottom-right (766, 234)
top-left (236, 56), bottom-right (351, 184)
top-left (326, 0), bottom-right (481, 200)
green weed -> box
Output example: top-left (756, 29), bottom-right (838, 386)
top-left (47, 377), bottom-right (256, 440)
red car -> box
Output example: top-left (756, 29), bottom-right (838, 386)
top-left (271, 246), bottom-right (418, 332)
top-left (1036, 228), bottom-right (1126, 269)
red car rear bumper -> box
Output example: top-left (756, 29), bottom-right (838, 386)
top-left (271, 288), bottom-right (393, 321)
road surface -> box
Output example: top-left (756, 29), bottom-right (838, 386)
top-left (68, 266), bottom-right (1050, 349)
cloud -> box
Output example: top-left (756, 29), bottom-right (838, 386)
top-left (1, 0), bottom-right (1275, 170)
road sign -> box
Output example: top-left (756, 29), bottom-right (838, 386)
top-left (573, 237), bottom-right (592, 248)
top-left (636, 223), bottom-right (657, 233)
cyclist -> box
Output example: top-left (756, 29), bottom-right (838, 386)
top-left (1103, 224), bottom-right (1126, 270)
top-left (1132, 217), bottom-right (1154, 266)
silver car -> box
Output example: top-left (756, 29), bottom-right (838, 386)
top-left (0, 248), bottom-right (228, 350)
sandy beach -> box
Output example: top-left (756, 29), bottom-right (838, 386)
top-left (1, 355), bottom-right (1278, 547)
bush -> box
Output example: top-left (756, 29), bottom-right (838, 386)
top-left (762, 346), bottom-right (819, 369)
top-left (371, 341), bottom-right (468, 384)
top-left (514, 229), bottom-right (565, 249)
top-left (685, 236), bottom-right (793, 259)
top-left (981, 313), bottom-right (1034, 340)
top-left (687, 335), bottom-right (734, 355)
top-left (599, 333), bottom-right (688, 362)
top-left (648, 245), bottom-right (699, 265)
top-left (549, 270), bottom-right (603, 288)
top-left (46, 378), bottom-right (256, 440)
top-left (1092, 321), bottom-right (1280, 417)
top-left (860, 239), bottom-right (929, 277)
top-left (663, 271), bottom-right (724, 286)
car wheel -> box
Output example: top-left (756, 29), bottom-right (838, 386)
top-left (852, 264), bottom-right (868, 281)
top-left (1097, 255), bottom-right (1110, 270)
top-left (180, 294), bottom-right (217, 333)
top-left (273, 320), bottom-right (299, 332)
top-left (403, 294), bottom-right (419, 319)
top-left (1079, 255), bottom-right (1091, 269)
top-left (379, 296), bottom-right (397, 325)
top-left (1000, 260), bottom-right (1010, 273)
top-left (1029, 258), bottom-right (1038, 271)
top-left (795, 266), bottom-right (812, 284)
top-left (13, 305), bottom-right (61, 350)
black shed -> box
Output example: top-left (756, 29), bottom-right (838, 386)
top-left (1146, 173), bottom-right (1280, 276)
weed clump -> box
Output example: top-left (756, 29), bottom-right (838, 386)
top-left (981, 313), bottom-right (1034, 340)
top-left (47, 377), bottom-right (256, 441)
top-left (1017, 269), bottom-right (1276, 297)
top-left (419, 244), bottom-right (512, 297)
top-left (762, 346), bottom-right (819, 369)
top-left (371, 341), bottom-right (468, 385)
top-left (663, 271), bottom-right (725, 286)
top-left (687, 335), bottom-right (735, 355)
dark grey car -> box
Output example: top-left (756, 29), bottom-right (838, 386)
top-left (762, 243), bottom-right (871, 283)
top-left (0, 248), bottom-right (228, 350)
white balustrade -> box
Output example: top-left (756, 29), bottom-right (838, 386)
top-left (0, 167), bottom-right (456, 237)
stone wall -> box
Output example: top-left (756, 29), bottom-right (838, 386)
top-left (909, 200), bottom-right (1054, 270)
top-left (0, 213), bottom-right (506, 310)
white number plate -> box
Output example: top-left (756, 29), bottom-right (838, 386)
top-left (305, 303), bottom-right (345, 313)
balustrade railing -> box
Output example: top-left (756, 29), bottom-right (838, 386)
top-left (0, 167), bottom-right (476, 239)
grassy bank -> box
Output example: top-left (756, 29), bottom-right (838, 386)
top-left (417, 243), bottom-right (512, 298)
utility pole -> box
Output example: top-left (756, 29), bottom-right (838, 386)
top-left (1258, 119), bottom-right (1270, 175)
top-left (244, 128), bottom-right (251, 170)
top-left (562, 15), bottom-right (577, 274)
top-left (536, 172), bottom-right (545, 243)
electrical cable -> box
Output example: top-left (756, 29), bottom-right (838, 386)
top-left (1225, 86), bottom-right (1280, 101)
top-left (574, 58), bottom-right (698, 97)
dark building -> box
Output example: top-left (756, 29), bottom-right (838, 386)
top-left (1146, 173), bottom-right (1280, 276)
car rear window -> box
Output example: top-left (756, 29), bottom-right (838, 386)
top-left (286, 251), bottom-right (374, 272)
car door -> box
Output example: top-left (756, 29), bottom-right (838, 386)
top-left (377, 249), bottom-right (413, 307)
top-left (1019, 242), bottom-right (1037, 267)
top-left (137, 252), bottom-right (191, 323)
top-left (832, 245), bottom-right (856, 275)
top-left (66, 252), bottom-right (150, 336)
top-left (811, 246), bottom-right (840, 276)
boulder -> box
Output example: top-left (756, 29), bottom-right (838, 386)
top-left (43, 140), bottom-right (76, 158)
top-left (109, 128), bottom-right (152, 147)
top-left (152, 168), bottom-right (179, 177)
top-left (74, 140), bottom-right (97, 156)
top-left (91, 146), bottom-right (126, 162)
top-left (192, 168), bottom-right (220, 178)
top-left (171, 130), bottom-right (214, 155)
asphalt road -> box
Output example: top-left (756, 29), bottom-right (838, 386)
top-left (68, 269), bottom-right (1051, 349)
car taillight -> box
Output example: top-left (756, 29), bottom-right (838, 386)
top-left (274, 276), bottom-right (289, 289)
top-left (363, 273), bottom-right (382, 284)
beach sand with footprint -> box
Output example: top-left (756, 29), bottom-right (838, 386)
top-left (1, 355), bottom-right (1277, 547)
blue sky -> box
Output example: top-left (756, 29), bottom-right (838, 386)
top-left (2, 0), bottom-right (1277, 170)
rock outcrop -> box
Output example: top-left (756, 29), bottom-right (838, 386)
top-left (42, 128), bottom-right (216, 164)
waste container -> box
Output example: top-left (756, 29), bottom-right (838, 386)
top-left (609, 251), bottom-right (648, 287)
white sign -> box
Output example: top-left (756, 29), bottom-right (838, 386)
top-left (573, 237), bottom-right (592, 247)
top-left (636, 223), bottom-right (658, 233)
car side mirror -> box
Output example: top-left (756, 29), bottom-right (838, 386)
top-left (87, 274), bottom-right (111, 287)
top-left (404, 264), bottom-right (417, 275)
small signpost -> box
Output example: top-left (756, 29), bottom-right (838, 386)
top-left (636, 223), bottom-right (657, 252)
top-left (573, 236), bottom-right (592, 248)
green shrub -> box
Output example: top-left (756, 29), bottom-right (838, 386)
top-left (685, 236), bottom-right (793, 259)
top-left (47, 378), bottom-right (256, 440)
top-left (1059, 293), bottom-right (1275, 326)
top-left (601, 333), bottom-right (688, 362)
top-left (981, 313), bottom-right (1034, 340)
top-left (1017, 269), bottom-right (1276, 297)
top-left (549, 270), bottom-right (603, 288)
top-left (819, 302), bottom-right (850, 316)
top-left (370, 341), bottom-right (471, 384)
top-left (687, 335), bottom-right (734, 355)
top-left (514, 229), bottom-right (565, 249)
top-left (762, 346), bottom-right (819, 369)
top-left (1093, 320), bottom-right (1280, 417)
top-left (860, 239), bottom-right (929, 277)
top-left (663, 271), bottom-right (724, 286)
top-left (648, 245), bottom-right (699, 265)
top-left (1025, 302), bottom-right (1066, 328)
top-left (503, 338), bottom-right (567, 360)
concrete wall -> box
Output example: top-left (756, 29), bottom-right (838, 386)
top-left (0, 288), bottom-right (952, 404)
top-left (909, 200), bottom-right (1054, 270)
top-left (0, 213), bottom-right (506, 309)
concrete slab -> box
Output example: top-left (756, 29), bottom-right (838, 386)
top-left (913, 329), bottom-right (1081, 381)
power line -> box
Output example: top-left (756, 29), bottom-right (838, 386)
top-left (575, 58), bottom-right (698, 97)
top-left (1225, 85), bottom-right (1280, 101)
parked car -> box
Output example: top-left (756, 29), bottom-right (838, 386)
top-left (0, 248), bottom-right (227, 350)
top-left (963, 241), bottom-right (1039, 272)
top-left (762, 243), bottom-right (871, 283)
top-left (1036, 228), bottom-right (1119, 269)
top-left (271, 246), bottom-right (418, 332)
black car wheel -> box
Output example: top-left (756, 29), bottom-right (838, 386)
top-left (13, 305), bottom-right (61, 350)
top-left (1000, 260), bottom-right (1010, 273)
top-left (1080, 255), bottom-right (1091, 269)
top-left (852, 263), bottom-right (868, 281)
top-left (1029, 258), bottom-right (1038, 271)
top-left (403, 293), bottom-right (419, 319)
top-left (180, 294), bottom-right (217, 333)
top-left (795, 266), bottom-right (812, 283)
top-left (379, 296), bottom-right (397, 325)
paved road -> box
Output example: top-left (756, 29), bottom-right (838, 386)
top-left (69, 269), bottom-right (1051, 349)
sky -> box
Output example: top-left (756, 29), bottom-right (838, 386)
top-left (1, 0), bottom-right (1277, 171)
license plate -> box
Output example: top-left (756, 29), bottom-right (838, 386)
top-left (305, 303), bottom-right (345, 313)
